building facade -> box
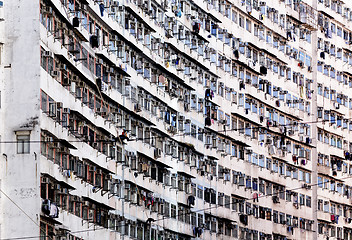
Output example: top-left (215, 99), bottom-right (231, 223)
top-left (1, 0), bottom-right (352, 239)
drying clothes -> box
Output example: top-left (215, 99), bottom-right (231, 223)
top-left (260, 66), bottom-right (267, 75)
top-left (73, 17), bottom-right (79, 27)
top-left (325, 28), bottom-right (332, 38)
top-left (205, 89), bottom-right (212, 100)
top-left (246, 5), bottom-right (252, 14)
top-left (188, 195), bottom-right (195, 206)
top-left (240, 214), bottom-right (248, 225)
top-left (205, 117), bottom-right (211, 126)
top-left (90, 35), bottom-right (99, 48)
top-left (99, 3), bottom-right (105, 17)
top-left (136, 60), bottom-right (142, 69)
top-left (42, 199), bottom-right (51, 215)
top-left (233, 50), bottom-right (239, 59)
top-left (159, 75), bottom-right (166, 84)
top-left (287, 226), bottom-right (294, 234)
top-left (192, 23), bottom-right (200, 33)
top-left (49, 204), bottom-right (58, 218)
top-left (239, 81), bottom-right (245, 90)
top-left (175, 9), bottom-right (182, 17)
top-left (193, 227), bottom-right (203, 237)
top-left (42, 200), bottom-right (59, 218)
top-left (253, 193), bottom-right (259, 202)
top-left (119, 130), bottom-right (129, 143)
top-left (345, 152), bottom-right (350, 160)
top-left (320, 52), bottom-right (325, 59)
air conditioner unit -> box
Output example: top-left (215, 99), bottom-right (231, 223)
top-left (63, 108), bottom-right (70, 114)
top-left (59, 146), bottom-right (68, 153)
top-left (272, 196), bottom-right (280, 203)
top-left (50, 70), bottom-right (59, 77)
top-left (88, 209), bottom-right (95, 221)
top-left (56, 102), bottom-right (63, 109)
top-left (154, 148), bottom-right (162, 158)
top-left (134, 103), bottom-right (142, 112)
top-left (43, 51), bottom-right (53, 57)
top-left (41, 177), bottom-right (49, 184)
top-left (60, 64), bottom-right (67, 70)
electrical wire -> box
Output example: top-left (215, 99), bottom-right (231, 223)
top-left (0, 117), bottom-right (345, 145)
top-left (0, 189), bottom-right (53, 240)
top-left (2, 174), bottom-right (351, 240)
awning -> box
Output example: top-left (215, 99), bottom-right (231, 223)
top-left (82, 196), bottom-right (115, 210)
top-left (96, 51), bottom-right (130, 77)
top-left (177, 170), bottom-right (196, 179)
top-left (60, 139), bottom-right (77, 149)
top-left (41, 173), bottom-right (76, 190)
top-left (82, 157), bottom-right (114, 174)
top-left (137, 151), bottom-right (173, 169)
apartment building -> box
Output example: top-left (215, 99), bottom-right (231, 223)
top-left (1, 0), bottom-right (352, 239)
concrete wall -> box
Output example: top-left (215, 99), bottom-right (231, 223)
top-left (0, 0), bottom-right (41, 238)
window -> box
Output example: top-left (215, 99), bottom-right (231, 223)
top-left (17, 133), bottom-right (30, 154)
top-left (246, 19), bottom-right (252, 32)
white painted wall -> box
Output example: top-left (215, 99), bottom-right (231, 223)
top-left (0, 0), bottom-right (41, 239)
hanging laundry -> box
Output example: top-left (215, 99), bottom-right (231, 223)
top-left (192, 22), bottom-right (200, 34)
top-left (239, 81), bottom-right (245, 90)
top-left (49, 203), bottom-right (59, 218)
top-left (259, 116), bottom-right (264, 123)
top-left (205, 117), bottom-right (211, 126)
top-left (90, 35), bottom-right (99, 48)
top-left (233, 50), bottom-right (239, 59)
top-left (205, 89), bottom-right (212, 100)
top-left (175, 9), bottom-right (182, 17)
top-left (240, 214), bottom-right (248, 225)
top-left (73, 17), bottom-right (79, 27)
top-left (42, 199), bottom-right (51, 215)
top-left (320, 52), bottom-right (325, 59)
top-left (188, 195), bottom-right (195, 206)
top-left (260, 66), bottom-right (267, 75)
top-left (119, 130), bottom-right (129, 143)
top-left (99, 3), bottom-right (105, 17)
top-left (42, 199), bottom-right (59, 218)
top-left (287, 30), bottom-right (292, 40)
top-left (253, 192), bottom-right (259, 202)
top-left (136, 60), bottom-right (142, 69)
top-left (325, 28), bottom-right (332, 38)
top-left (246, 5), bottom-right (252, 14)
top-left (345, 152), bottom-right (350, 160)
top-left (193, 227), bottom-right (203, 237)
top-left (159, 75), bottom-right (165, 85)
